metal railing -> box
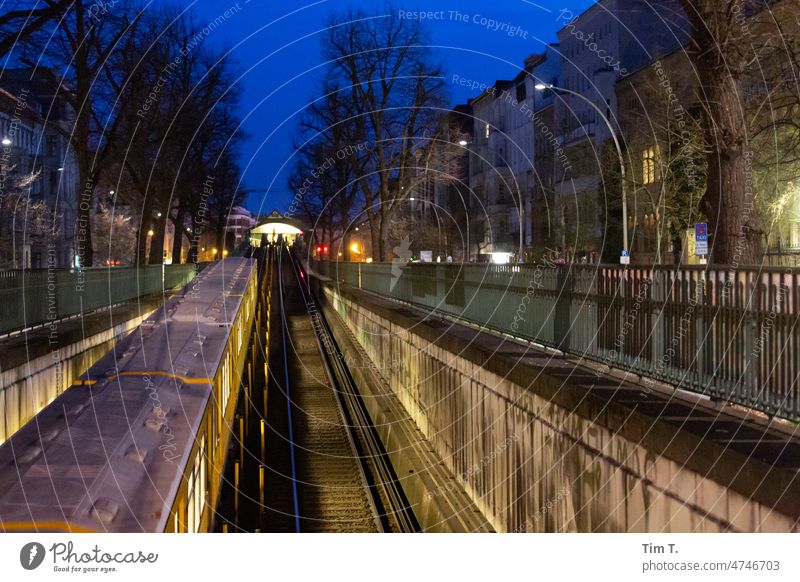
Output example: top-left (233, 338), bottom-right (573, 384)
top-left (315, 261), bottom-right (800, 421)
top-left (0, 264), bottom-right (199, 336)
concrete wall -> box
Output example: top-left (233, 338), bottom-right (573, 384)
top-left (0, 307), bottom-right (156, 444)
top-left (321, 283), bottom-right (800, 533)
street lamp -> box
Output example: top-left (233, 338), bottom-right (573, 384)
top-left (535, 83), bottom-right (629, 263)
top-left (2, 137), bottom-right (11, 146)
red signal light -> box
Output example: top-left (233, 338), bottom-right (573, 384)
top-left (316, 246), bottom-right (322, 253)
top-left (323, 246), bottom-right (329, 253)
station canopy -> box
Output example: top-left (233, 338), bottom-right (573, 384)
top-left (250, 210), bottom-right (303, 246)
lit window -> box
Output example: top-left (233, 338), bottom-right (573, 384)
top-left (186, 437), bottom-right (207, 533)
top-left (642, 146), bottom-right (658, 185)
top-left (484, 123), bottom-right (490, 139)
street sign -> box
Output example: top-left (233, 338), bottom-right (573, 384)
top-left (695, 223), bottom-right (708, 256)
top-left (620, 250), bottom-right (630, 265)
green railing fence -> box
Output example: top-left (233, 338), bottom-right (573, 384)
top-left (315, 261), bottom-right (800, 421)
top-left (0, 264), bottom-right (199, 336)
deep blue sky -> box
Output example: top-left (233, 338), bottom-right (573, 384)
top-left (188, 0), bottom-right (594, 215)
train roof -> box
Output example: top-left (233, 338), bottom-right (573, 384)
top-left (0, 258), bottom-right (256, 532)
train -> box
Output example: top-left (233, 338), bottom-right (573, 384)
top-left (0, 256), bottom-right (262, 532)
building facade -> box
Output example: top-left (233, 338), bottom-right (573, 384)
top-left (553, 0), bottom-right (689, 262)
top-left (0, 78), bottom-right (78, 269)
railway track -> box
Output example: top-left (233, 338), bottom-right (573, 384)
top-left (259, 246), bottom-right (417, 533)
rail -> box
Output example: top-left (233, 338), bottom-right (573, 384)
top-left (277, 249), bottom-right (303, 532)
top-left (314, 261), bottom-right (800, 422)
top-left (290, 252), bottom-right (418, 532)
top-left (0, 264), bottom-right (200, 336)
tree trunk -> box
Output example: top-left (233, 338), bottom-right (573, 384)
top-left (73, 1), bottom-right (93, 268)
top-left (216, 222), bottom-right (225, 258)
top-left (148, 210), bottom-right (166, 265)
top-left (171, 207), bottom-right (186, 264)
top-left (137, 196), bottom-right (154, 266)
top-left (75, 159), bottom-right (94, 268)
top-left (682, 0), bottom-right (763, 265)
top-left (378, 215), bottom-right (389, 262)
top-left (189, 214), bottom-right (200, 264)
top-left (705, 142), bottom-right (761, 265)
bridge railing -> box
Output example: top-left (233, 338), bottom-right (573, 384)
top-left (0, 264), bottom-right (199, 336)
top-left (315, 261), bottom-right (800, 421)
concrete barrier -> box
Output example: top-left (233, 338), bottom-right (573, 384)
top-left (320, 281), bottom-right (800, 533)
top-left (0, 299), bottom-right (161, 444)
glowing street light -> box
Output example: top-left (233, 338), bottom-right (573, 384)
top-left (458, 140), bottom-right (468, 147)
top-left (147, 229), bottom-right (154, 237)
top-left (2, 138), bottom-right (11, 146)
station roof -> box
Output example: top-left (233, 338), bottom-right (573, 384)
top-left (250, 210), bottom-right (303, 236)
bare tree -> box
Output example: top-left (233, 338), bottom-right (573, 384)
top-left (0, 1), bottom-right (73, 59)
top-left (677, 0), bottom-right (800, 263)
top-left (107, 7), bottom-right (246, 264)
top-left (26, 0), bottom-right (145, 267)
top-left (321, 5), bottom-right (456, 260)
top-left (92, 199), bottom-right (136, 265)
top-left (0, 170), bottom-right (59, 268)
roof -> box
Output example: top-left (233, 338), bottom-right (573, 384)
top-left (251, 210), bottom-right (303, 237)
top-left (0, 258), bottom-right (256, 532)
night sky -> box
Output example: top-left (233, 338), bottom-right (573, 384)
top-left (187, 0), bottom-right (595, 215)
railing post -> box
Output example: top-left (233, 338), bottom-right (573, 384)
top-left (651, 269), bottom-right (666, 381)
top-left (554, 266), bottom-right (572, 351)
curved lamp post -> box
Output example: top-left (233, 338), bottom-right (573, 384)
top-left (535, 83), bottom-right (629, 263)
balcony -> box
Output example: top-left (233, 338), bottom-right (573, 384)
top-left (556, 121), bottom-right (596, 147)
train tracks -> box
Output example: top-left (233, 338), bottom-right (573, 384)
top-left (258, 247), bottom-right (417, 533)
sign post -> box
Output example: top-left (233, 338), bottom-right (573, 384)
top-left (695, 223), bottom-right (708, 261)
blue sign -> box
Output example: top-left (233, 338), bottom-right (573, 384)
top-left (695, 223), bottom-right (708, 256)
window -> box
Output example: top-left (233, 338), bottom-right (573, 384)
top-left (516, 82), bottom-right (526, 103)
top-left (221, 353), bottom-right (231, 412)
top-left (484, 123), bottom-right (490, 139)
top-left (642, 146), bottom-right (658, 185)
top-left (46, 135), bottom-right (57, 157)
top-left (186, 437), bottom-right (207, 533)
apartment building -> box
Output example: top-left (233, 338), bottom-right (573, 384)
top-left (554, 0), bottom-right (688, 262)
top-left (0, 75), bottom-right (78, 269)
